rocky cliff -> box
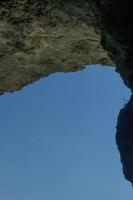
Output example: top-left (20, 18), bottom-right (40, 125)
top-left (0, 0), bottom-right (133, 186)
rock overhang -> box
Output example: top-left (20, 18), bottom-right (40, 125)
top-left (0, 0), bottom-right (112, 94)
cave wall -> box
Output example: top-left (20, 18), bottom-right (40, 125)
top-left (95, 0), bottom-right (133, 88)
top-left (0, 0), bottom-right (132, 92)
top-left (95, 0), bottom-right (133, 185)
top-left (0, 0), bottom-right (112, 94)
top-left (116, 95), bottom-right (133, 185)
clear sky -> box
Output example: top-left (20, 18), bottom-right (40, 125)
top-left (0, 65), bottom-right (132, 200)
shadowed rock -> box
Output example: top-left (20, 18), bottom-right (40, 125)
top-left (116, 94), bottom-right (133, 185)
top-left (95, 0), bottom-right (133, 185)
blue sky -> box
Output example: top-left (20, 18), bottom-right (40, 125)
top-left (0, 64), bottom-right (132, 200)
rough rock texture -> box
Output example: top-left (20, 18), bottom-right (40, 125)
top-left (1, 0), bottom-right (133, 186)
top-left (0, 0), bottom-right (112, 94)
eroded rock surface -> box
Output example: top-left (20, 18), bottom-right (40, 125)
top-left (0, 0), bottom-right (112, 94)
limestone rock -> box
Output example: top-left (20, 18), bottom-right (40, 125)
top-left (0, 0), bottom-right (111, 94)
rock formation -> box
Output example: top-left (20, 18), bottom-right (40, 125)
top-left (95, 0), bottom-right (133, 186)
top-left (0, 0), bottom-right (111, 94)
top-left (0, 0), bottom-right (133, 186)
top-left (116, 95), bottom-right (133, 185)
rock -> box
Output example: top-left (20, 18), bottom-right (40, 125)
top-left (95, 0), bottom-right (133, 186)
top-left (0, 0), bottom-right (112, 94)
top-left (94, 0), bottom-right (133, 88)
top-left (116, 95), bottom-right (133, 185)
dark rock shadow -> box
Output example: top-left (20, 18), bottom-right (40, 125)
top-left (116, 94), bottom-right (133, 185)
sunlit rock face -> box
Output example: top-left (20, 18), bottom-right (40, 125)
top-left (0, 0), bottom-right (112, 94)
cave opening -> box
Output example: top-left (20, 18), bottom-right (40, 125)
top-left (0, 65), bottom-right (132, 199)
